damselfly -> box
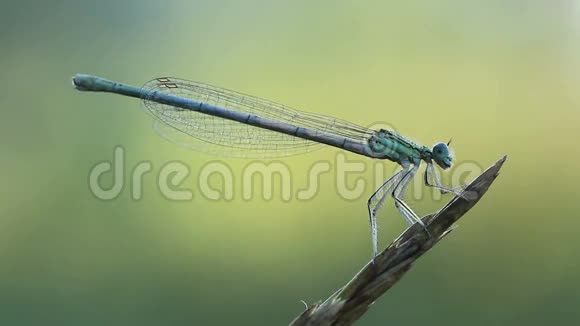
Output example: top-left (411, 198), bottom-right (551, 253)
top-left (72, 74), bottom-right (464, 256)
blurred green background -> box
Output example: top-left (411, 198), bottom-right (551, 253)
top-left (1, 1), bottom-right (579, 325)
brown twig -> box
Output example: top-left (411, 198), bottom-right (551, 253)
top-left (290, 155), bottom-right (507, 326)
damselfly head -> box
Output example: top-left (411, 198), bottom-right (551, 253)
top-left (432, 142), bottom-right (453, 169)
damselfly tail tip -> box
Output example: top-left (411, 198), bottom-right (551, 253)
top-left (72, 73), bottom-right (104, 92)
top-left (72, 74), bottom-right (117, 93)
top-left (72, 74), bottom-right (89, 91)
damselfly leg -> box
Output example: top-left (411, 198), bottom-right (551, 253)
top-left (425, 162), bottom-right (472, 200)
top-left (367, 170), bottom-right (405, 257)
top-left (367, 161), bottom-right (431, 257)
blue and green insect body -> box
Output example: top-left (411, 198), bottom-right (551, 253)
top-left (366, 129), bottom-right (430, 166)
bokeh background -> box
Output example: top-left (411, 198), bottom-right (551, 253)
top-left (2, 1), bottom-right (580, 325)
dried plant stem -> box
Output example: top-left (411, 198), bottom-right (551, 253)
top-left (290, 156), bottom-right (507, 326)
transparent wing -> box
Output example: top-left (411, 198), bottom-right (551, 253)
top-left (142, 77), bottom-right (374, 158)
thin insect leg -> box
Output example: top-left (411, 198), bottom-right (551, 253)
top-left (392, 164), bottom-right (429, 232)
top-left (394, 166), bottom-right (419, 224)
top-left (367, 170), bottom-right (404, 257)
top-left (424, 162), bottom-right (468, 199)
top-left (390, 162), bottom-right (419, 226)
top-left (371, 171), bottom-right (404, 217)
